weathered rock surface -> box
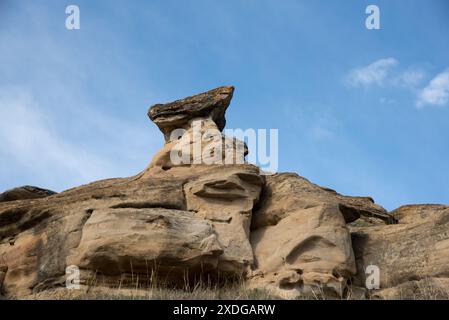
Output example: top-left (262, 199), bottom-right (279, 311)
top-left (144, 117), bottom-right (246, 175)
top-left (148, 86), bottom-right (234, 140)
top-left (0, 164), bottom-right (261, 297)
top-left (144, 87), bottom-right (246, 176)
top-left (248, 173), bottom-right (389, 298)
top-left (184, 165), bottom-right (262, 273)
top-left (0, 186), bottom-right (56, 203)
top-left (351, 204), bottom-right (449, 299)
top-left (67, 207), bottom-right (224, 282)
top-left (0, 86), bottom-right (448, 300)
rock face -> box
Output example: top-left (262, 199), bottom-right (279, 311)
top-left (0, 165), bottom-right (260, 297)
top-left (248, 173), bottom-right (391, 298)
top-left (67, 207), bottom-right (224, 283)
top-left (184, 165), bottom-right (262, 273)
top-left (351, 204), bottom-right (449, 299)
top-left (0, 186), bottom-right (56, 203)
top-left (0, 86), bottom-right (448, 299)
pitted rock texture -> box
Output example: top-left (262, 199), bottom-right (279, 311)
top-left (0, 86), bottom-right (447, 299)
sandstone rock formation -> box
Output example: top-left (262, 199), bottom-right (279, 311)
top-left (144, 86), bottom-right (245, 175)
top-left (0, 186), bottom-right (56, 203)
top-left (351, 204), bottom-right (449, 299)
top-left (248, 173), bottom-right (389, 298)
top-left (0, 86), bottom-right (448, 299)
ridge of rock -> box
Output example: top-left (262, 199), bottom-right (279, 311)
top-left (1, 86), bottom-right (447, 300)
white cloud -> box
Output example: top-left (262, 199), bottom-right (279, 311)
top-left (0, 87), bottom-right (158, 192)
top-left (394, 69), bottom-right (426, 87)
top-left (0, 90), bottom-right (109, 186)
top-left (347, 58), bottom-right (398, 87)
top-left (0, 4), bottom-right (162, 192)
top-left (416, 69), bottom-right (449, 108)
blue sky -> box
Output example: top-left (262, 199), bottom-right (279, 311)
top-left (0, 0), bottom-right (448, 210)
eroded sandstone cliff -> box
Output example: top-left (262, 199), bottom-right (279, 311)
top-left (1, 86), bottom-right (448, 299)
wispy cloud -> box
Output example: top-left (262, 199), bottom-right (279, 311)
top-left (346, 58), bottom-right (398, 87)
top-left (394, 69), bottom-right (426, 88)
top-left (416, 69), bottom-right (449, 108)
top-left (0, 3), bottom-right (161, 192)
top-left (0, 87), bottom-right (158, 192)
top-left (346, 58), bottom-right (426, 90)
top-left (345, 58), bottom-right (448, 110)
top-left (0, 90), bottom-right (110, 183)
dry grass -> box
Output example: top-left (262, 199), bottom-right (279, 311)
top-left (406, 269), bottom-right (449, 299)
top-left (22, 267), bottom-right (280, 300)
top-left (407, 278), bottom-right (449, 300)
top-left (18, 280), bottom-right (449, 300)
top-left (26, 283), bottom-right (279, 300)
top-left (14, 267), bottom-right (449, 300)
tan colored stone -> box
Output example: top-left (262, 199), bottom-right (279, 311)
top-left (184, 165), bottom-right (262, 273)
top-left (351, 204), bottom-right (449, 298)
top-left (248, 173), bottom-right (388, 298)
top-left (0, 164), bottom-right (262, 297)
top-left (1, 86), bottom-right (448, 301)
top-left (143, 117), bottom-right (247, 175)
top-left (67, 207), bottom-right (223, 285)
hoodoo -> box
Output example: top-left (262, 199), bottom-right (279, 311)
top-left (1, 87), bottom-right (448, 299)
